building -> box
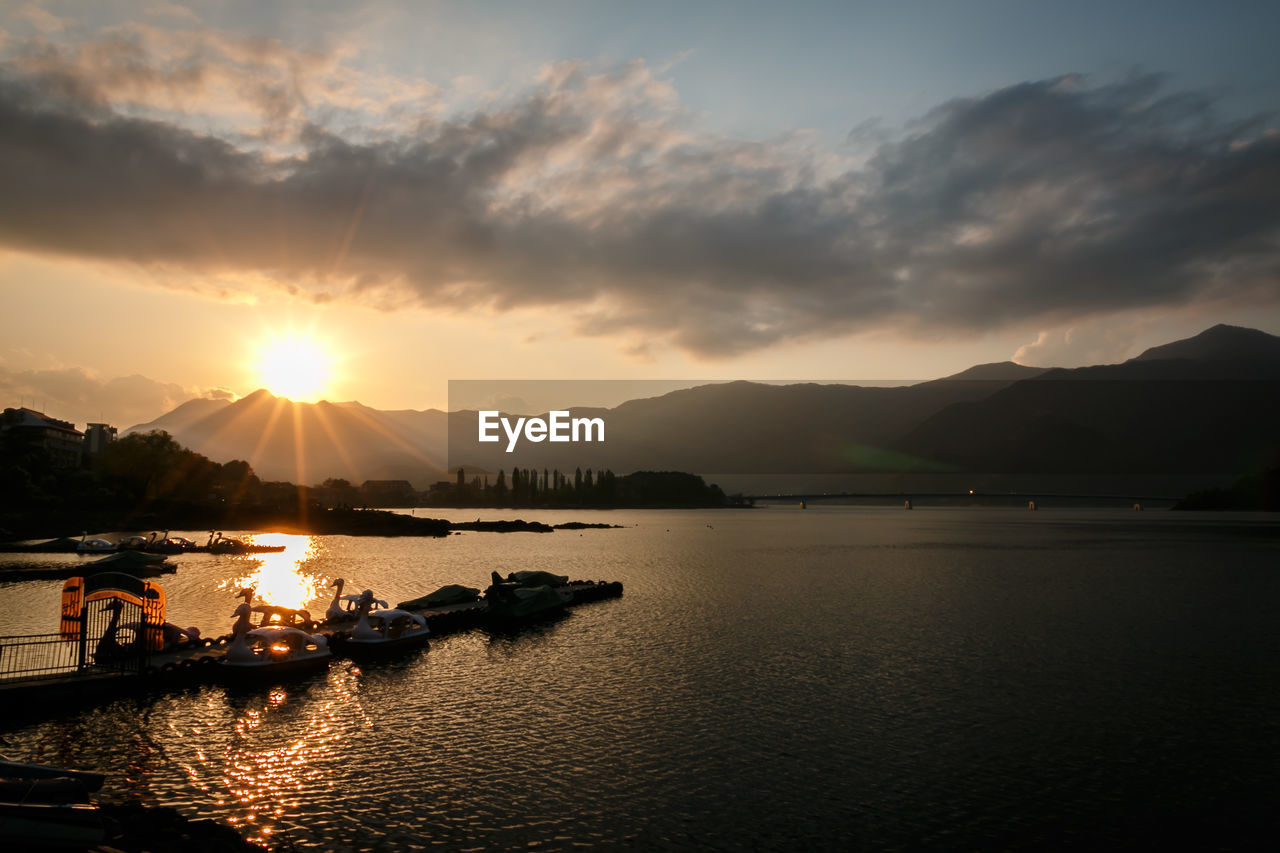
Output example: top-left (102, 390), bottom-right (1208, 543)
top-left (359, 479), bottom-right (418, 507)
top-left (426, 480), bottom-right (456, 503)
top-left (1, 407), bottom-right (85, 468)
top-left (84, 422), bottom-right (118, 456)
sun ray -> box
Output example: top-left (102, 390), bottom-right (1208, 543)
top-left (291, 403), bottom-right (307, 497)
top-left (247, 395), bottom-right (288, 477)
top-left (340, 403), bottom-right (442, 468)
top-left (310, 404), bottom-right (363, 484)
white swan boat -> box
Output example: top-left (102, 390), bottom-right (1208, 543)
top-left (343, 589), bottom-right (429, 655)
top-left (324, 578), bottom-right (365, 622)
top-left (149, 531), bottom-right (197, 554)
top-left (76, 532), bottom-right (115, 553)
top-left (117, 533), bottom-right (156, 550)
top-left (220, 589), bottom-right (330, 678)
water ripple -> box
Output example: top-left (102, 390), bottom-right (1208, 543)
top-left (2, 508), bottom-right (1278, 849)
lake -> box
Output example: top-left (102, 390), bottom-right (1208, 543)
top-left (2, 506), bottom-right (1278, 850)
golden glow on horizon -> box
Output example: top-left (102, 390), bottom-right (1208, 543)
top-left (254, 334), bottom-right (335, 402)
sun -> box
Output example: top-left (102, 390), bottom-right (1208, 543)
top-left (255, 335), bottom-right (334, 401)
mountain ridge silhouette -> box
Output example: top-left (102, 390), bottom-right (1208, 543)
top-left (126, 325), bottom-right (1280, 485)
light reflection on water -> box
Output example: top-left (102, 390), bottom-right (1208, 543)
top-left (0, 509), bottom-right (1278, 850)
top-left (216, 533), bottom-right (323, 614)
top-left (205, 670), bottom-right (370, 846)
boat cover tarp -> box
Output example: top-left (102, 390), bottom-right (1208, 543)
top-left (506, 570), bottom-right (568, 587)
top-left (397, 584), bottom-right (481, 609)
top-left (84, 551), bottom-right (166, 568)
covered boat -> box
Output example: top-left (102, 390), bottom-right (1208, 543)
top-left (483, 571), bottom-right (571, 623)
top-left (506, 570), bottom-right (569, 587)
top-left (0, 759), bottom-right (104, 847)
top-left (397, 583), bottom-right (481, 610)
top-left (0, 800), bottom-right (103, 847)
top-left (81, 550), bottom-right (174, 576)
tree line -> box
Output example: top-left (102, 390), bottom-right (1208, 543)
top-left (434, 466), bottom-right (728, 508)
top-left (0, 429), bottom-right (730, 538)
top-left (1, 429), bottom-right (304, 520)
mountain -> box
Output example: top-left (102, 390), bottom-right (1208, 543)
top-left (447, 369), bottom-right (1044, 475)
top-left (895, 326), bottom-right (1280, 475)
top-left (129, 396), bottom-right (231, 434)
top-left (126, 326), bottom-right (1280, 488)
top-left (1131, 323), bottom-right (1280, 364)
top-left (127, 390), bottom-right (449, 487)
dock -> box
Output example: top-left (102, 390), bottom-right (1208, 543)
top-left (0, 580), bottom-right (623, 705)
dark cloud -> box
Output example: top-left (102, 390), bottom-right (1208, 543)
top-left (0, 53), bottom-right (1277, 356)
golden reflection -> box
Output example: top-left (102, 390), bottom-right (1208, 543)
top-left (209, 668), bottom-right (370, 847)
top-left (218, 533), bottom-right (321, 612)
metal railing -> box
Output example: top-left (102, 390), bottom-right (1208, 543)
top-left (0, 633), bottom-right (85, 682)
top-left (0, 631), bottom-right (148, 683)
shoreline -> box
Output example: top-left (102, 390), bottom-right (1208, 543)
top-left (0, 507), bottom-right (642, 546)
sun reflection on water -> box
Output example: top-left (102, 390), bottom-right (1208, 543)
top-left (218, 534), bottom-right (322, 613)
top-left (205, 669), bottom-right (369, 847)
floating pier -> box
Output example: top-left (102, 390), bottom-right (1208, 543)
top-left (0, 580), bottom-right (624, 703)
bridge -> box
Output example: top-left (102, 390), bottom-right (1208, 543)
top-left (741, 491), bottom-right (1182, 504)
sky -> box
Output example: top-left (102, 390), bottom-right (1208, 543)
top-left (1, 0), bottom-right (1278, 428)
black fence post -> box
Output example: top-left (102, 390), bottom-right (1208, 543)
top-left (77, 605), bottom-right (88, 672)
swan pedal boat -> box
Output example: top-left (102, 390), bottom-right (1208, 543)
top-left (76, 532), bottom-right (116, 553)
top-left (220, 625), bottom-right (331, 679)
top-left (341, 590), bottom-right (430, 656)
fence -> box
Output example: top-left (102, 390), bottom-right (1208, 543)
top-left (0, 633), bottom-right (87, 682)
top-left (1, 618), bottom-right (151, 684)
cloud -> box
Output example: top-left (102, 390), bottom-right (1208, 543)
top-left (1012, 317), bottom-right (1155, 368)
top-left (0, 41), bottom-right (1277, 357)
top-left (16, 4), bottom-right (64, 35)
top-left (5, 23), bottom-right (439, 143)
top-left (144, 3), bottom-right (202, 25)
top-left (0, 366), bottom-right (229, 429)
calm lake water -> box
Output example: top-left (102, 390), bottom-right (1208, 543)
top-left (2, 507), bottom-right (1278, 850)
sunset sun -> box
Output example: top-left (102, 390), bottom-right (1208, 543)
top-left (255, 335), bottom-right (334, 401)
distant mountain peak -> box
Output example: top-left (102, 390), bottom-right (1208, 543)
top-left (932, 361), bottom-right (1049, 383)
top-left (124, 395), bottom-right (231, 434)
top-left (238, 388), bottom-right (279, 403)
top-left (1131, 325), bottom-right (1280, 363)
